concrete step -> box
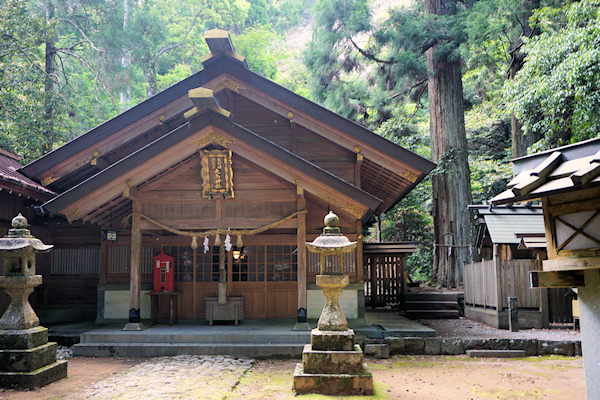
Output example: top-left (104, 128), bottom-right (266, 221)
top-left (404, 301), bottom-right (460, 311)
top-left (404, 292), bottom-right (463, 302)
top-left (405, 310), bottom-right (460, 319)
top-left (73, 342), bottom-right (305, 358)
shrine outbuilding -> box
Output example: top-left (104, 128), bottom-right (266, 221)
top-left (490, 137), bottom-right (600, 397)
top-left (15, 30), bottom-right (435, 328)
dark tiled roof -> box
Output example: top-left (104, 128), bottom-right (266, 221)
top-left (0, 149), bottom-right (54, 201)
top-left (491, 138), bottom-right (600, 205)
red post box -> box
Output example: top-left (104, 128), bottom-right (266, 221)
top-left (153, 252), bottom-right (175, 292)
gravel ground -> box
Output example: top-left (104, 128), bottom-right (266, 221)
top-left (419, 317), bottom-right (581, 341)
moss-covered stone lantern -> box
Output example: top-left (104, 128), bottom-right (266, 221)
top-left (293, 212), bottom-right (373, 395)
top-left (0, 214), bottom-right (67, 389)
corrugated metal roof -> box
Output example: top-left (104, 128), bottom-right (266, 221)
top-left (484, 213), bottom-right (545, 244)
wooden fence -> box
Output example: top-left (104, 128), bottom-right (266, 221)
top-left (464, 259), bottom-right (540, 311)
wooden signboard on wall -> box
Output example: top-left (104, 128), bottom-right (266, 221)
top-left (200, 149), bottom-right (234, 199)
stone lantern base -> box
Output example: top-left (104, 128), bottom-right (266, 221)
top-left (293, 274), bottom-right (373, 395)
top-left (0, 276), bottom-right (67, 389)
top-left (0, 327), bottom-right (68, 389)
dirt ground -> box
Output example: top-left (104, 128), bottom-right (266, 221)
top-left (0, 355), bottom-right (584, 400)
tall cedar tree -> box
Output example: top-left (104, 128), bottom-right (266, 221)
top-left (425, 0), bottom-right (472, 287)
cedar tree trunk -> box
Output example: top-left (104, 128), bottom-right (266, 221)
top-left (425, 0), bottom-right (473, 287)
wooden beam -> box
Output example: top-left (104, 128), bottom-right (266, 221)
top-left (543, 256), bottom-right (600, 272)
top-left (355, 153), bottom-right (363, 187)
top-left (204, 29), bottom-right (235, 54)
top-left (530, 270), bottom-right (585, 288)
top-left (297, 188), bottom-right (307, 315)
top-left (189, 88), bottom-right (223, 109)
top-left (35, 94), bottom-right (191, 183)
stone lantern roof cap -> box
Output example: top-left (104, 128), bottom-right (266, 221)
top-left (306, 211), bottom-right (357, 254)
top-left (0, 214), bottom-right (53, 252)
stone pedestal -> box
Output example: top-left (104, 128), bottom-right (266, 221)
top-left (0, 214), bottom-right (67, 389)
top-left (0, 276), bottom-right (42, 330)
top-left (293, 274), bottom-right (373, 395)
top-left (0, 327), bottom-right (67, 389)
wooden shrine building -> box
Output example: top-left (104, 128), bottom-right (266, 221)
top-left (17, 30), bottom-right (434, 327)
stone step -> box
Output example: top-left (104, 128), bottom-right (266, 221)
top-left (405, 310), bottom-right (460, 319)
top-left (302, 344), bottom-right (365, 374)
top-left (293, 363), bottom-right (374, 396)
top-left (467, 350), bottom-right (527, 358)
top-left (80, 331), bottom-right (310, 345)
top-left (73, 342), bottom-right (305, 358)
top-left (404, 301), bottom-right (460, 311)
top-left (404, 292), bottom-right (462, 302)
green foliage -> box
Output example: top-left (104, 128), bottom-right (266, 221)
top-left (233, 25), bottom-right (283, 79)
top-left (504, 0), bottom-right (600, 150)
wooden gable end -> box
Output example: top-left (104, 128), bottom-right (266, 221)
top-left (43, 108), bottom-right (380, 226)
top-left (137, 153), bottom-right (297, 230)
top-left (205, 70), bottom-right (432, 212)
top-left (216, 90), bottom-right (357, 185)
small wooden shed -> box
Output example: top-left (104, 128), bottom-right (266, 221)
top-left (464, 204), bottom-right (572, 329)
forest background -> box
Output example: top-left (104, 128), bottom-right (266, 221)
top-left (1, 0), bottom-right (599, 286)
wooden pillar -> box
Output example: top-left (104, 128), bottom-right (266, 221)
top-left (295, 186), bottom-right (308, 328)
top-left (99, 241), bottom-right (108, 285)
top-left (355, 220), bottom-right (364, 282)
top-left (124, 189), bottom-right (145, 330)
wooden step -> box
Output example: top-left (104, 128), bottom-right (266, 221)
top-left (405, 310), bottom-right (460, 319)
top-left (403, 292), bottom-right (463, 302)
top-left (404, 301), bottom-right (459, 311)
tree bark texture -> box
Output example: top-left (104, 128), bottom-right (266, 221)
top-left (120, 0), bottom-right (132, 109)
top-left (510, 0), bottom-right (541, 158)
top-left (425, 0), bottom-right (473, 287)
top-left (44, 0), bottom-right (57, 155)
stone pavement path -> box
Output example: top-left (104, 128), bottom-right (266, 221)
top-left (64, 355), bottom-right (254, 400)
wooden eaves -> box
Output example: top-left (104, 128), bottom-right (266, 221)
top-left (42, 107), bottom-right (382, 222)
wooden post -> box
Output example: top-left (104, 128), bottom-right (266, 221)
top-left (124, 197), bottom-right (144, 330)
top-left (355, 220), bottom-right (364, 283)
top-left (508, 296), bottom-right (519, 332)
top-left (99, 241), bottom-right (108, 285)
top-left (294, 186), bottom-right (308, 330)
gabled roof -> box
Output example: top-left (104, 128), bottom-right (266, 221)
top-left (0, 148), bottom-right (54, 202)
top-left (22, 30), bottom-right (434, 215)
top-left (469, 204), bottom-right (545, 246)
top-left (491, 137), bottom-right (600, 205)
top-left (43, 106), bottom-right (382, 222)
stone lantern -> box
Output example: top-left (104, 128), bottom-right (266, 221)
top-left (293, 211), bottom-right (373, 395)
top-left (0, 214), bottom-right (67, 389)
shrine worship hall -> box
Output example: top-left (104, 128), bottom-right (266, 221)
top-left (14, 30), bottom-right (434, 329)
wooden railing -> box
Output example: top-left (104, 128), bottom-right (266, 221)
top-left (464, 259), bottom-right (540, 311)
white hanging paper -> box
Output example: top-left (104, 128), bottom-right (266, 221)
top-left (203, 236), bottom-right (209, 254)
top-left (225, 233), bottom-right (232, 251)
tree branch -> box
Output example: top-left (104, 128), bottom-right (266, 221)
top-left (348, 36), bottom-right (396, 65)
top-left (153, 7), bottom-right (204, 60)
top-left (1, 34), bottom-right (59, 84)
top-left (58, 18), bottom-right (104, 52)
